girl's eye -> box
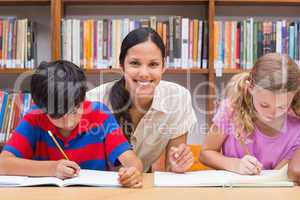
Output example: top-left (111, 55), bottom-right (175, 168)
top-left (278, 106), bottom-right (287, 110)
top-left (260, 104), bottom-right (269, 108)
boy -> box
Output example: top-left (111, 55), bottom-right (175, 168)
top-left (0, 60), bottom-right (143, 188)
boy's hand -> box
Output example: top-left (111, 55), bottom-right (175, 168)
top-left (168, 144), bottom-right (194, 173)
top-left (236, 155), bottom-right (263, 175)
top-left (53, 159), bottom-right (80, 179)
top-left (118, 167), bottom-right (142, 188)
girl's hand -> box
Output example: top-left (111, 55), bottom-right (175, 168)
top-left (168, 144), bottom-right (194, 173)
top-left (235, 155), bottom-right (263, 175)
top-left (118, 167), bottom-right (143, 188)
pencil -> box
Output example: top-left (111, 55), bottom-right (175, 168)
top-left (47, 130), bottom-right (70, 160)
top-left (240, 138), bottom-right (261, 174)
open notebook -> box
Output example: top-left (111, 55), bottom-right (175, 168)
top-left (155, 165), bottom-right (294, 187)
top-left (0, 170), bottom-right (120, 187)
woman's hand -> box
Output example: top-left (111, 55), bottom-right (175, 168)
top-left (168, 144), bottom-right (194, 173)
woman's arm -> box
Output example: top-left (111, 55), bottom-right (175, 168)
top-left (165, 133), bottom-right (194, 173)
top-left (0, 151), bottom-right (80, 179)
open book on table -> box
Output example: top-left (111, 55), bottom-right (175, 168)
top-left (0, 170), bottom-right (120, 187)
top-left (154, 165), bottom-right (294, 187)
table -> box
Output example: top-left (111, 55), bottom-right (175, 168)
top-left (1, 174), bottom-right (299, 200)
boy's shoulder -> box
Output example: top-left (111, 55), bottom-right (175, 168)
top-left (84, 100), bottom-right (111, 114)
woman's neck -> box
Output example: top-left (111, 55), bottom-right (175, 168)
top-left (129, 98), bottom-right (153, 129)
top-left (254, 115), bottom-right (286, 137)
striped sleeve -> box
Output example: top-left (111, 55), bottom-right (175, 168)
top-left (3, 114), bottom-right (38, 159)
top-left (100, 104), bottom-right (131, 167)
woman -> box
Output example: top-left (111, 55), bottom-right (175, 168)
top-left (87, 27), bottom-right (197, 173)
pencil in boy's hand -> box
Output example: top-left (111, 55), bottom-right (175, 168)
top-left (47, 130), bottom-right (70, 160)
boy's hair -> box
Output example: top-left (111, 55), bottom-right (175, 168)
top-left (224, 53), bottom-right (300, 138)
top-left (30, 60), bottom-right (87, 119)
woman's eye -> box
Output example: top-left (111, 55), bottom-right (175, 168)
top-left (130, 61), bottom-right (139, 65)
top-left (149, 63), bottom-right (159, 68)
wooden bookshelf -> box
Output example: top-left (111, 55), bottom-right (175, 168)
top-left (63, 0), bottom-right (209, 5)
top-left (0, 69), bottom-right (34, 74)
top-left (221, 68), bottom-right (250, 74)
top-left (0, 0), bottom-right (50, 5)
top-left (0, 68), bottom-right (209, 74)
top-left (216, 0), bottom-right (300, 6)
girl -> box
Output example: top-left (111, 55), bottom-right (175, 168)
top-left (200, 53), bottom-right (300, 177)
top-left (87, 27), bottom-right (197, 173)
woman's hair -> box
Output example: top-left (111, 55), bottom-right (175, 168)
top-left (224, 53), bottom-right (300, 139)
top-left (109, 27), bottom-right (165, 140)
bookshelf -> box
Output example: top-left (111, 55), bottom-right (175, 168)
top-left (1, 0), bottom-right (300, 149)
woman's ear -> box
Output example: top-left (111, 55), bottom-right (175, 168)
top-left (162, 59), bottom-right (167, 73)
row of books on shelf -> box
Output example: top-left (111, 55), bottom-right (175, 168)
top-left (61, 16), bottom-right (209, 69)
top-left (214, 19), bottom-right (300, 70)
top-left (0, 18), bottom-right (36, 69)
top-left (0, 91), bottom-right (32, 143)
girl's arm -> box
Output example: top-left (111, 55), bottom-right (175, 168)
top-left (165, 133), bottom-right (194, 173)
top-left (200, 124), bottom-right (239, 171)
top-left (275, 159), bottom-right (289, 170)
top-left (200, 124), bottom-right (261, 175)
top-left (288, 149), bottom-right (300, 183)
top-left (0, 151), bottom-right (80, 179)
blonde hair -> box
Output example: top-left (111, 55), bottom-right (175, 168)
top-left (224, 53), bottom-right (300, 139)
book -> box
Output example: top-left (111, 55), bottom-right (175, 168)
top-left (154, 165), bottom-right (294, 187)
top-left (0, 169), bottom-right (120, 187)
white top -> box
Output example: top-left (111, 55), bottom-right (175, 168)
top-left (86, 80), bottom-right (197, 172)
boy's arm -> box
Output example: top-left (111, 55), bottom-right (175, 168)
top-left (117, 150), bottom-right (143, 188)
top-left (118, 150), bottom-right (143, 172)
top-left (0, 151), bottom-right (80, 179)
top-left (0, 151), bottom-right (56, 176)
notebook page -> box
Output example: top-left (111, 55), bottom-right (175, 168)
top-left (154, 170), bottom-right (233, 187)
top-left (63, 170), bottom-right (121, 187)
top-left (0, 176), bottom-right (27, 187)
top-left (228, 164), bottom-right (291, 185)
top-left (20, 177), bottom-right (63, 187)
